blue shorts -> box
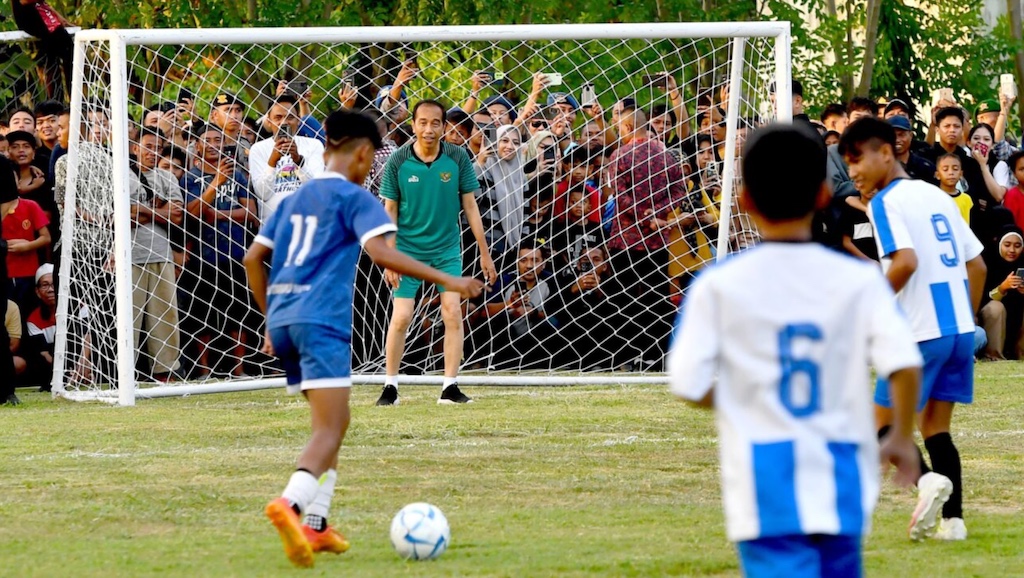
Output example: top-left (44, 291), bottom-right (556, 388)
top-left (875, 332), bottom-right (974, 410)
top-left (736, 534), bottom-right (861, 578)
top-left (268, 323), bottom-right (352, 394)
top-left (394, 250), bottom-right (462, 299)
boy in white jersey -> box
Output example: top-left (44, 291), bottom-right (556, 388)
top-left (840, 118), bottom-right (987, 542)
top-left (244, 110), bottom-right (484, 568)
top-left (669, 124), bottom-right (924, 578)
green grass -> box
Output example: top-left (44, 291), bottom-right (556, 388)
top-left (2, 363), bottom-right (1023, 577)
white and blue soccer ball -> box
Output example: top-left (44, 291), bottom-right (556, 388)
top-left (389, 502), bottom-right (450, 561)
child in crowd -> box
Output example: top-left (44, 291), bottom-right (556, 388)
top-left (936, 153), bottom-right (972, 225)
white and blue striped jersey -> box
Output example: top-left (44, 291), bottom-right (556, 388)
top-left (668, 243), bottom-right (923, 542)
top-left (868, 178), bottom-right (984, 342)
top-left (254, 172), bottom-right (397, 334)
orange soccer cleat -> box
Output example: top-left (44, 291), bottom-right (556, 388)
top-left (265, 498), bottom-right (315, 568)
top-left (302, 524), bottom-right (351, 554)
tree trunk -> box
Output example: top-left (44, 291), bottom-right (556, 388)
top-left (855, 0), bottom-right (882, 97)
top-left (1009, 0), bottom-right (1024, 128)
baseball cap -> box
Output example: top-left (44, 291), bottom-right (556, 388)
top-left (482, 95), bottom-right (518, 123)
top-left (884, 98), bottom-right (911, 116)
top-left (975, 99), bottom-right (1000, 118)
top-left (212, 92), bottom-right (242, 108)
top-left (373, 85), bottom-right (407, 110)
top-left (547, 92), bottom-right (580, 111)
top-left (887, 115), bottom-right (912, 131)
top-left (5, 130), bottom-right (36, 146)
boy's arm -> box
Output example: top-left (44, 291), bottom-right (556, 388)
top-left (965, 255), bottom-right (987, 314)
top-left (243, 241), bottom-right (272, 315)
top-left (363, 235), bottom-right (484, 299)
top-left (885, 249), bottom-right (918, 294)
top-left (879, 367), bottom-right (923, 486)
top-left (668, 276), bottom-right (719, 408)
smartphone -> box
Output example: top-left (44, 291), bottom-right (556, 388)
top-left (222, 145), bottom-right (237, 160)
top-left (177, 88), bottom-right (193, 104)
top-left (643, 74), bottom-right (667, 88)
top-left (276, 123), bottom-right (295, 140)
top-left (288, 80), bottom-right (308, 95)
top-left (482, 71), bottom-right (504, 85)
top-left (938, 87), bottom-right (954, 103)
top-left (543, 146), bottom-right (557, 163)
top-left (580, 83), bottom-right (596, 108)
top-left (1001, 73), bottom-right (1017, 99)
top-left (1016, 267), bottom-right (1024, 279)
top-left (404, 48), bottom-right (419, 70)
top-left (544, 72), bottom-right (563, 86)
top-left (482, 123), bottom-right (497, 147)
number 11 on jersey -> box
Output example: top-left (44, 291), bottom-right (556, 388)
top-left (284, 215), bottom-right (319, 267)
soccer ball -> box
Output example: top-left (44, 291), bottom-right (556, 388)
top-left (389, 502), bottom-right (450, 560)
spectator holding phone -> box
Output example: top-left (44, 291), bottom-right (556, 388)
top-left (208, 92), bottom-right (250, 172)
top-left (978, 226), bottom-right (1024, 360)
top-left (249, 94), bottom-right (325, 218)
top-left (968, 123), bottom-right (1011, 198)
top-left (473, 124), bottom-right (526, 259)
top-left (183, 124), bottom-right (258, 378)
top-left (273, 79), bottom-right (324, 143)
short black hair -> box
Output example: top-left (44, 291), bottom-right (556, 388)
top-left (936, 152), bottom-right (962, 167)
top-left (446, 108), bottom-right (474, 137)
top-left (137, 126), bottom-right (164, 142)
top-left (161, 144), bottom-right (187, 165)
top-left (935, 106), bottom-right (964, 126)
top-left (619, 97), bottom-right (637, 113)
top-left (837, 117), bottom-right (896, 158)
top-left (967, 122), bottom-right (994, 141)
top-left (1007, 150), bottom-right (1024, 172)
top-left (742, 123), bottom-right (826, 221)
top-left (412, 99), bottom-right (446, 123)
top-left (769, 79), bottom-right (803, 97)
top-left (820, 103), bottom-right (847, 123)
top-left (34, 100), bottom-right (64, 117)
top-left (649, 104), bottom-right (677, 125)
top-left (324, 109), bottom-right (383, 152)
top-left (847, 97), bottom-right (877, 115)
top-left (823, 130), bottom-right (841, 142)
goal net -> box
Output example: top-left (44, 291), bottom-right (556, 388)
top-left (55, 24), bottom-right (791, 404)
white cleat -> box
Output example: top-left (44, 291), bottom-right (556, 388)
top-left (933, 517), bottom-right (968, 541)
top-left (908, 472), bottom-right (953, 541)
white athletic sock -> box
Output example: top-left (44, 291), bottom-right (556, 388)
top-left (304, 469), bottom-right (337, 528)
top-left (385, 375), bottom-right (399, 387)
top-left (442, 377), bottom-right (457, 390)
top-left (281, 470), bottom-right (320, 513)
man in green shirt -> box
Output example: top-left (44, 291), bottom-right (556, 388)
top-left (378, 100), bottom-right (497, 405)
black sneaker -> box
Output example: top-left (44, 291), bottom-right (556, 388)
top-left (437, 384), bottom-right (473, 405)
top-left (3, 393), bottom-right (22, 406)
top-left (375, 384), bottom-right (399, 406)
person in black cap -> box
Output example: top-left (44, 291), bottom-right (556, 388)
top-left (0, 155), bottom-right (17, 405)
top-left (889, 114), bottom-right (938, 186)
top-left (209, 92), bottom-right (250, 170)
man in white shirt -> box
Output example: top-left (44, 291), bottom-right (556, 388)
top-left (670, 123), bottom-right (923, 578)
top-left (249, 94), bottom-right (325, 218)
top-left (841, 117), bottom-right (988, 542)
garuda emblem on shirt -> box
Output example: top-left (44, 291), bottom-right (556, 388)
top-left (440, 172), bottom-right (452, 183)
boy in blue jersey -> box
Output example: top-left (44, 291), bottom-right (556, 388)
top-left (244, 110), bottom-right (484, 568)
top-left (669, 123), bottom-right (924, 578)
top-left (841, 118), bottom-right (987, 542)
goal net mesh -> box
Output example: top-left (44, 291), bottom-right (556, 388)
top-left (57, 27), bottom-right (782, 398)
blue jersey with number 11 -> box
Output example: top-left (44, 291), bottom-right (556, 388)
top-left (253, 172), bottom-right (396, 335)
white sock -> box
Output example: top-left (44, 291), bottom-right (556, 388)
top-left (304, 469), bottom-right (337, 527)
top-left (281, 470), bottom-right (320, 513)
top-left (385, 375), bottom-right (399, 387)
top-left (442, 377), bottom-right (457, 390)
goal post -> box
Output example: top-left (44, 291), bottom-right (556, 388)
top-left (56, 23), bottom-right (792, 404)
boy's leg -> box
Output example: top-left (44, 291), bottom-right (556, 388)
top-left (302, 453), bottom-right (350, 554)
top-left (735, 535), bottom-right (819, 578)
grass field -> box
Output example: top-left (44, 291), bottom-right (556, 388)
top-left (2, 363), bottom-right (1023, 578)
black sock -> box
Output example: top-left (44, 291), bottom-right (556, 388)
top-left (878, 425), bottom-right (931, 477)
top-left (925, 433), bottom-right (962, 519)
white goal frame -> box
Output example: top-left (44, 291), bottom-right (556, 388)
top-left (54, 22), bottom-right (792, 405)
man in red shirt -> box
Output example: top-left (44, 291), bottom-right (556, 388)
top-left (1, 156), bottom-right (51, 314)
top-left (607, 102), bottom-right (686, 369)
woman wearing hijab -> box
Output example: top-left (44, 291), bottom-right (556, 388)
top-left (474, 125), bottom-right (526, 262)
top-left (978, 226), bottom-right (1024, 359)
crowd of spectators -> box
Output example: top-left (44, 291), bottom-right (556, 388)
top-left (2, 43), bottom-right (1023, 398)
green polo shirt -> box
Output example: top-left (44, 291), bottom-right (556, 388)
top-left (379, 141), bottom-right (480, 257)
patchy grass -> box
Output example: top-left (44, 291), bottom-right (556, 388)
top-left (1, 363), bottom-right (1022, 577)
